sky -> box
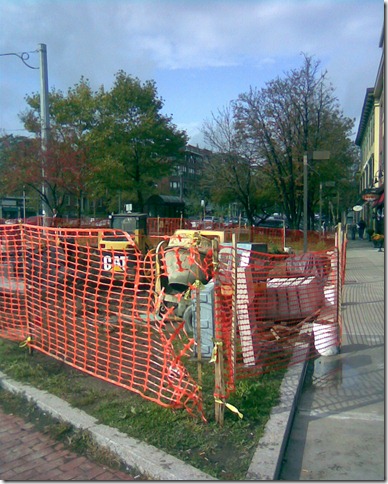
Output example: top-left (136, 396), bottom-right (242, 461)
top-left (0, 0), bottom-right (384, 147)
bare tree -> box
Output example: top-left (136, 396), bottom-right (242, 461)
top-left (235, 54), bottom-right (356, 229)
top-left (201, 104), bottom-right (275, 224)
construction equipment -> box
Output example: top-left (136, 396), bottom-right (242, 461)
top-left (154, 230), bottom-right (219, 320)
top-left (96, 212), bottom-right (153, 279)
top-left (98, 212), bottom-right (226, 330)
top-left (98, 212), bottom-right (150, 252)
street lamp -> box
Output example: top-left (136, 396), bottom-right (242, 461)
top-left (319, 182), bottom-right (323, 231)
top-left (23, 185), bottom-right (26, 221)
top-left (303, 150), bottom-right (330, 252)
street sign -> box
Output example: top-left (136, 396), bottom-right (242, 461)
top-left (312, 150), bottom-right (330, 160)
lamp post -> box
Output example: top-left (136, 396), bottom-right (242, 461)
top-left (23, 185), bottom-right (26, 221)
top-left (303, 150), bottom-right (330, 252)
top-left (303, 153), bottom-right (308, 252)
top-left (319, 181), bottom-right (323, 232)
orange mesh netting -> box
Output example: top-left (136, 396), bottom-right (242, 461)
top-left (0, 224), bottom-right (26, 341)
top-left (213, 243), bottom-right (342, 395)
top-left (0, 222), bottom-right (344, 419)
top-left (0, 224), bottom-right (203, 418)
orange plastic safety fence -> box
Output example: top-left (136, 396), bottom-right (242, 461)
top-left (0, 224), bottom-right (204, 419)
top-left (0, 222), bottom-right (344, 419)
top-left (250, 226), bottom-right (335, 249)
top-left (213, 244), bottom-right (342, 395)
top-left (0, 224), bottom-right (27, 341)
top-left (147, 217), bottom-right (185, 236)
top-left (22, 216), bottom-right (110, 228)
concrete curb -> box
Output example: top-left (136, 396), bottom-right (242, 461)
top-left (0, 340), bottom-right (310, 480)
top-left (246, 341), bottom-right (310, 480)
top-left (0, 371), bottom-right (215, 481)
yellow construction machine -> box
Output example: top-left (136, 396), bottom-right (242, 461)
top-left (97, 212), bottom-right (225, 327)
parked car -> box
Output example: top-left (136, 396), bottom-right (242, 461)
top-left (254, 216), bottom-right (288, 228)
top-left (203, 216), bottom-right (216, 229)
top-left (188, 218), bottom-right (201, 229)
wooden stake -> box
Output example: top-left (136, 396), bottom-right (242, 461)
top-left (196, 280), bottom-right (202, 388)
top-left (231, 233), bottom-right (237, 380)
top-left (194, 250), bottom-right (203, 389)
top-left (214, 341), bottom-right (225, 425)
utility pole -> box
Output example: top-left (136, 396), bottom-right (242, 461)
top-left (303, 153), bottom-right (308, 253)
top-left (0, 46), bottom-right (50, 223)
top-left (303, 150), bottom-right (330, 253)
top-left (38, 43), bottom-right (50, 225)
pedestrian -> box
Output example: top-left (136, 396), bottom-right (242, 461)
top-left (351, 224), bottom-right (356, 240)
top-left (357, 219), bottom-right (366, 239)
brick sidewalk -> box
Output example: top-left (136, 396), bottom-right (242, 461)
top-left (0, 407), bottom-right (135, 481)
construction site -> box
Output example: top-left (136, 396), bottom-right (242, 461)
top-left (0, 215), bottom-right (346, 422)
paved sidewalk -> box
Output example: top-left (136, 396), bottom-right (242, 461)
top-left (0, 372), bottom-right (216, 481)
top-left (279, 239), bottom-right (385, 480)
top-left (0, 406), bottom-right (136, 481)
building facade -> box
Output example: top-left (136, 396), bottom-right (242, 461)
top-left (167, 144), bottom-right (211, 199)
top-left (355, 27), bottom-right (384, 234)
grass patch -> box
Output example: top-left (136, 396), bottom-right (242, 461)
top-left (0, 338), bottom-right (286, 480)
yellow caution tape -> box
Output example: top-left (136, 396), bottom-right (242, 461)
top-left (214, 398), bottom-right (243, 419)
top-left (192, 280), bottom-right (204, 289)
top-left (19, 336), bottom-right (32, 348)
top-left (209, 341), bottom-right (222, 363)
top-left (209, 345), bottom-right (217, 363)
top-left (184, 280), bottom-right (205, 300)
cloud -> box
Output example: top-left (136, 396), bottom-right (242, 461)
top-left (0, 0), bottom-right (383, 139)
top-left (2, 0), bottom-right (377, 73)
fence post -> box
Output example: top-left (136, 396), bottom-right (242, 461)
top-left (231, 233), bottom-right (237, 382)
top-left (195, 276), bottom-right (202, 389)
top-left (211, 237), bottom-right (225, 425)
top-left (214, 341), bottom-right (225, 425)
top-left (21, 223), bottom-right (33, 354)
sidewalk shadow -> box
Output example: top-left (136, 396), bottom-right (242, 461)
top-left (279, 343), bottom-right (384, 479)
